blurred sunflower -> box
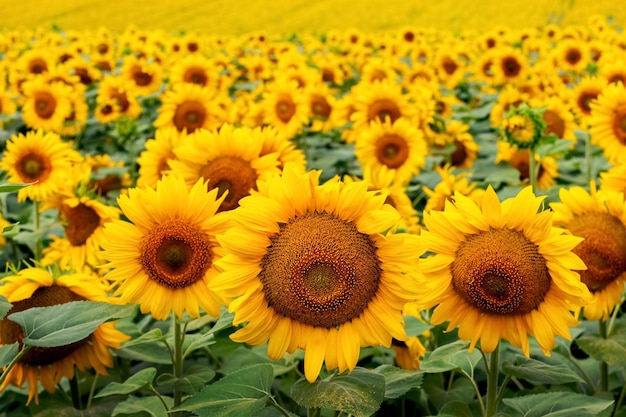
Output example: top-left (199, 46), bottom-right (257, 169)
top-left (414, 186), bottom-right (592, 356)
top-left (41, 192), bottom-right (120, 272)
top-left (0, 130), bottom-right (81, 202)
top-left (120, 55), bottom-right (163, 96)
top-left (168, 124), bottom-right (281, 212)
top-left (422, 165), bottom-right (483, 213)
top-left (137, 126), bottom-right (187, 188)
top-left (570, 76), bottom-right (606, 127)
top-left (430, 120), bottom-right (480, 169)
top-left (0, 213), bottom-right (11, 247)
top-left (96, 75), bottom-right (143, 122)
top-left (491, 46), bottom-right (528, 87)
top-left (306, 82), bottom-right (339, 133)
top-left (496, 142), bottom-right (559, 190)
top-left (21, 78), bottom-right (73, 133)
top-left (155, 83), bottom-right (225, 133)
top-left (354, 117), bottom-right (427, 186)
top-left (255, 125), bottom-right (307, 171)
top-left (167, 54), bottom-right (221, 89)
top-left (600, 162), bottom-right (626, 194)
top-left (552, 38), bottom-right (589, 75)
top-left (529, 95), bottom-right (577, 142)
top-left (212, 164), bottom-right (424, 382)
top-left (0, 89), bottom-right (17, 127)
top-left (551, 184), bottom-right (626, 321)
top-left (589, 82), bottom-right (626, 164)
top-left (101, 175), bottom-right (231, 320)
top-left (0, 268), bottom-right (129, 405)
top-left (260, 77), bottom-right (309, 139)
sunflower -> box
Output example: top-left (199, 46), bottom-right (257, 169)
top-left (254, 125), bottom-right (307, 171)
top-left (21, 78), bottom-right (73, 133)
top-left (551, 183), bottom-right (626, 321)
top-left (120, 55), bottom-right (163, 96)
top-left (168, 124), bottom-right (281, 212)
top-left (422, 165), bottom-right (484, 213)
top-left (392, 336), bottom-right (426, 370)
top-left (101, 175), bottom-right (231, 320)
top-left (211, 164), bottom-right (424, 382)
top-left (430, 120), bottom-right (480, 169)
top-left (589, 82), bottom-right (626, 165)
top-left (0, 268), bottom-right (129, 405)
top-left (167, 53), bottom-right (221, 89)
top-left (260, 77), bottom-right (309, 139)
top-left (0, 130), bottom-right (81, 202)
top-left (354, 117), bottom-right (427, 186)
top-left (413, 186), bottom-right (592, 356)
top-left (496, 141), bottom-right (559, 190)
top-left (154, 83), bottom-right (226, 134)
top-left (600, 162), bottom-right (626, 194)
top-left (41, 192), bottom-right (120, 272)
top-left (0, 89), bottom-right (18, 128)
top-left (490, 46), bottom-right (528, 87)
top-left (529, 95), bottom-right (577, 142)
top-left (137, 126), bottom-right (187, 189)
top-left (306, 82), bottom-right (339, 133)
top-left (570, 76), bottom-right (606, 127)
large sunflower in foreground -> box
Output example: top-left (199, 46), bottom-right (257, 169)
top-left (101, 175), bottom-right (231, 320)
top-left (550, 184), bottom-right (626, 321)
top-left (211, 164), bottom-right (425, 382)
top-left (589, 82), bottom-right (626, 164)
top-left (413, 186), bottom-right (592, 356)
top-left (0, 268), bottom-right (129, 405)
top-left (0, 130), bottom-right (81, 202)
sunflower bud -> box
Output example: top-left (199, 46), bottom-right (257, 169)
top-left (501, 103), bottom-right (547, 149)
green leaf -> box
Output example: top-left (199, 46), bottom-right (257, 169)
top-left (219, 346), bottom-right (297, 376)
top-left (436, 400), bottom-right (475, 417)
top-left (0, 182), bottom-right (34, 193)
top-left (94, 367), bottom-right (157, 398)
top-left (535, 138), bottom-right (573, 158)
top-left (0, 295), bottom-right (11, 319)
top-left (290, 368), bottom-right (385, 417)
top-left (182, 332), bottom-right (216, 358)
top-left (372, 365), bottom-right (423, 399)
top-left (8, 301), bottom-right (136, 347)
top-left (503, 392), bottom-right (614, 417)
top-left (156, 365), bottom-right (216, 395)
top-left (423, 374), bottom-right (476, 410)
top-left (576, 333), bottom-right (626, 369)
top-left (419, 340), bottom-right (481, 376)
top-left (173, 363), bottom-right (274, 417)
top-left (501, 356), bottom-right (585, 385)
top-left (112, 395), bottom-right (173, 417)
top-left (0, 343), bottom-right (19, 368)
top-left (403, 315), bottom-right (432, 337)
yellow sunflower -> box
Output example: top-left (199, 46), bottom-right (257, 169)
top-left (260, 76), bottom-right (309, 139)
top-left (422, 165), bottom-right (484, 213)
top-left (431, 120), bottom-right (480, 169)
top-left (413, 186), bottom-right (592, 356)
top-left (600, 162), bottom-right (626, 194)
top-left (570, 76), bottom-right (606, 127)
top-left (0, 130), bottom-right (81, 202)
top-left (120, 55), bottom-right (164, 96)
top-left (167, 53), bottom-right (221, 89)
top-left (96, 75), bottom-right (143, 121)
top-left (490, 46), bottom-right (529, 87)
top-left (154, 83), bottom-right (226, 133)
top-left (354, 118), bottom-right (428, 186)
top-left (496, 141), bottom-right (559, 190)
top-left (392, 336), bottom-right (427, 370)
top-left (41, 193), bottom-right (121, 272)
top-left (21, 78), bottom-right (73, 133)
top-left (211, 164), bottom-right (425, 382)
top-left (589, 82), bottom-right (626, 165)
top-left (0, 268), bottom-right (129, 405)
top-left (551, 183), bottom-right (626, 321)
top-left (137, 126), bottom-right (188, 189)
top-left (168, 124), bottom-right (281, 212)
top-left (101, 175), bottom-right (231, 320)
top-left (254, 125), bottom-right (307, 171)
top-left (0, 89), bottom-right (18, 128)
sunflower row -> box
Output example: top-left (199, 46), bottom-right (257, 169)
top-left (0, 16), bottom-right (625, 408)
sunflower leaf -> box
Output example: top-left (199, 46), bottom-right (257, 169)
top-left (290, 367), bottom-right (385, 417)
top-left (419, 340), bottom-right (482, 376)
top-left (171, 363), bottom-right (274, 417)
top-left (112, 395), bottom-right (173, 417)
top-left (576, 330), bottom-right (626, 370)
top-left (95, 367), bottom-right (157, 398)
top-left (8, 301), bottom-right (136, 347)
top-left (501, 356), bottom-right (585, 384)
top-left (0, 295), bottom-right (11, 319)
top-left (373, 365), bottom-right (423, 399)
top-left (0, 343), bottom-right (19, 369)
top-left (0, 182), bottom-right (34, 193)
top-left (502, 392), bottom-right (614, 417)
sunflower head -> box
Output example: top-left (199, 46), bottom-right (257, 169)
top-left (501, 103), bottom-right (548, 149)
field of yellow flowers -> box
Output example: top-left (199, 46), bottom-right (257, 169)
top-left (1, 4), bottom-right (626, 417)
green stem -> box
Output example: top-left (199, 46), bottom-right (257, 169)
top-left (86, 373), bottom-right (99, 409)
top-left (612, 372), bottom-right (626, 417)
top-left (0, 345), bottom-right (30, 388)
top-left (171, 315), bottom-right (184, 416)
top-left (528, 149), bottom-right (538, 195)
top-left (69, 374), bottom-right (82, 409)
top-left (599, 320), bottom-right (609, 392)
top-left (485, 344), bottom-right (500, 417)
top-left (584, 130), bottom-right (592, 183)
top-left (150, 385), bottom-right (172, 413)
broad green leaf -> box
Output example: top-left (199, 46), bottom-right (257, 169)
top-left (0, 295), bottom-right (11, 318)
top-left (436, 400), bottom-right (474, 417)
top-left (373, 365), bottom-right (423, 399)
top-left (0, 182), bottom-right (34, 193)
top-left (403, 315), bottom-right (432, 337)
top-left (182, 332), bottom-right (216, 358)
top-left (94, 367), bottom-right (157, 398)
top-left (219, 346), bottom-right (297, 376)
top-left (535, 139), bottom-right (574, 159)
top-left (117, 341), bottom-right (172, 364)
top-left (120, 328), bottom-right (164, 348)
top-left (419, 340), bottom-right (481, 376)
top-left (0, 343), bottom-right (19, 368)
top-left (423, 374), bottom-right (476, 410)
top-left (30, 396), bottom-right (117, 417)
top-left (156, 364), bottom-right (216, 394)
top-left (9, 301), bottom-right (136, 347)
top-left (255, 406), bottom-right (300, 417)
top-left (173, 363), bottom-right (273, 417)
top-left (576, 333), bottom-right (626, 369)
top-left (290, 368), bottom-right (385, 417)
top-left (112, 395), bottom-right (173, 417)
top-left (503, 392), bottom-right (614, 417)
top-left (502, 356), bottom-right (585, 385)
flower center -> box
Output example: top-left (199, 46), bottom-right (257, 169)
top-left (61, 203), bottom-right (101, 246)
top-left (451, 228), bottom-right (551, 315)
top-left (565, 48), bottom-right (582, 65)
top-left (29, 58), bottom-right (48, 74)
top-left (173, 100), bottom-right (207, 133)
top-left (199, 156), bottom-right (258, 212)
top-left (543, 109), bottom-right (565, 138)
top-left (260, 212), bottom-right (381, 328)
top-left (34, 92), bottom-right (56, 119)
top-left (376, 134), bottom-right (410, 169)
top-left (185, 68), bottom-right (208, 86)
top-left (577, 90), bottom-right (598, 115)
top-left (133, 69), bottom-right (152, 87)
top-left (275, 96), bottom-right (296, 123)
top-left (613, 105), bottom-right (626, 144)
top-left (442, 58), bottom-right (458, 75)
top-left (368, 99), bottom-right (401, 123)
top-left (140, 220), bottom-right (212, 288)
top-left (0, 286), bottom-right (88, 367)
top-left (19, 152), bottom-right (50, 182)
top-left (567, 212), bottom-right (626, 292)
top-left (311, 96), bottom-right (331, 118)
top-left (502, 57), bottom-right (521, 77)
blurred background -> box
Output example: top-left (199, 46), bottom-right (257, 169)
top-left (0, 0), bottom-right (622, 34)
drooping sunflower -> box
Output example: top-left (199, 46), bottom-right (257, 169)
top-left (0, 130), bottom-right (81, 202)
top-left (589, 82), bottom-right (626, 165)
top-left (354, 117), bottom-right (428, 186)
top-left (154, 83), bottom-right (226, 134)
top-left (136, 126), bottom-right (188, 188)
top-left (551, 183), bottom-right (626, 321)
top-left (21, 78), bottom-right (73, 133)
top-left (211, 164), bottom-right (425, 382)
top-left (101, 175), bottom-right (231, 320)
top-left (41, 192), bottom-right (120, 272)
top-left (0, 268), bottom-right (129, 405)
top-left (413, 186), bottom-right (592, 356)
top-left (168, 124), bottom-right (281, 212)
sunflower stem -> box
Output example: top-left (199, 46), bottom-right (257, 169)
top-left (485, 344), bottom-right (500, 417)
top-left (584, 130), bottom-right (592, 183)
top-left (69, 374), bottom-right (82, 409)
top-left (171, 314), bottom-right (184, 416)
top-left (612, 372), bottom-right (626, 417)
top-left (528, 149), bottom-right (539, 195)
top-left (599, 320), bottom-right (609, 392)
top-left (86, 373), bottom-right (99, 409)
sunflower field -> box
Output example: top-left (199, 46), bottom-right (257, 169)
top-left (2, 8), bottom-right (626, 417)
